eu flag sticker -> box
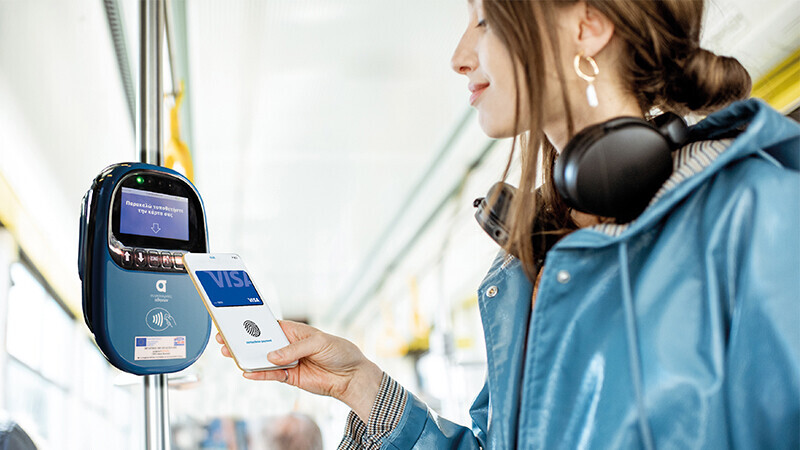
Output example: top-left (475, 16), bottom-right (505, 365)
top-left (134, 336), bottom-right (187, 361)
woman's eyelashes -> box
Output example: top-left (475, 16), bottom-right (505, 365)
top-left (477, 19), bottom-right (487, 28)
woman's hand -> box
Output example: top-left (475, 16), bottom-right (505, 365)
top-left (216, 320), bottom-right (383, 422)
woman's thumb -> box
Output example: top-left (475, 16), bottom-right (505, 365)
top-left (268, 334), bottom-right (318, 364)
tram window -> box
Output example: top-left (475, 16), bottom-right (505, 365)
top-left (39, 290), bottom-right (72, 386)
top-left (4, 359), bottom-right (49, 439)
top-left (2, 261), bottom-right (139, 449)
top-left (80, 337), bottom-right (112, 409)
top-left (6, 263), bottom-right (46, 371)
top-left (5, 359), bottom-right (47, 433)
top-left (6, 263), bottom-right (72, 387)
top-left (4, 359), bottom-right (69, 446)
top-left (111, 385), bottom-right (136, 443)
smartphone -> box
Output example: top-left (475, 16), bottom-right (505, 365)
top-left (183, 253), bottom-right (297, 372)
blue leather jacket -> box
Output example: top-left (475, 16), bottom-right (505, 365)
top-left (382, 100), bottom-right (800, 449)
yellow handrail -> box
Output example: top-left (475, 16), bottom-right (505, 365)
top-left (164, 80), bottom-right (195, 182)
top-left (751, 48), bottom-right (800, 114)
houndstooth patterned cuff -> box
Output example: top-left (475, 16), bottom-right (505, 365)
top-left (337, 372), bottom-right (407, 450)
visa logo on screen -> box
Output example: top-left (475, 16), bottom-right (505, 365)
top-left (196, 270), bottom-right (264, 307)
top-left (205, 271), bottom-right (252, 288)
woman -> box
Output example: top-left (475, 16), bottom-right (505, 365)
top-left (220, 0), bottom-right (800, 448)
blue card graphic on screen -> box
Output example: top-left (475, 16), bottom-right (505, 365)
top-left (120, 187), bottom-right (189, 241)
top-left (196, 271), bottom-right (265, 307)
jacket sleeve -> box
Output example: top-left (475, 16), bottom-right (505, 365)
top-left (722, 150), bottom-right (800, 448)
top-left (338, 373), bottom-right (409, 450)
top-left (340, 373), bottom-right (490, 449)
top-left (379, 379), bottom-right (489, 449)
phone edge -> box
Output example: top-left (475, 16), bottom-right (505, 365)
top-left (183, 253), bottom-right (297, 373)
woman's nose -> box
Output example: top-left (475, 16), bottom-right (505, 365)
top-left (451, 31), bottom-right (477, 75)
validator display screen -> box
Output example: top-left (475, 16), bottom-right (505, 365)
top-left (119, 187), bottom-right (190, 241)
top-left (196, 270), bottom-right (265, 307)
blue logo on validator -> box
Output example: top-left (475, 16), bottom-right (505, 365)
top-left (136, 337), bottom-right (147, 347)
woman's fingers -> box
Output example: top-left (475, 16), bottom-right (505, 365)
top-left (243, 368), bottom-right (290, 382)
top-left (216, 333), bottom-right (233, 358)
top-left (268, 331), bottom-right (323, 365)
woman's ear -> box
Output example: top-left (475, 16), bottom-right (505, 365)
top-left (576, 3), bottom-right (615, 57)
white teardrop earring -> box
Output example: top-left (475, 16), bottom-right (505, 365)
top-left (574, 53), bottom-right (600, 108)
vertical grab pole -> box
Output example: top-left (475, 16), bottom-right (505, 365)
top-left (144, 374), bottom-right (170, 449)
top-left (139, 0), bottom-right (163, 166)
top-left (139, 0), bottom-right (169, 449)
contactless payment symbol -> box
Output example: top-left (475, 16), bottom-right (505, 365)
top-left (146, 307), bottom-right (177, 331)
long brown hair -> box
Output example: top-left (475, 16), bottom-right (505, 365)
top-left (483, 0), bottom-right (752, 281)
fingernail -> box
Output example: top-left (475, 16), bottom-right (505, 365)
top-left (243, 372), bottom-right (254, 379)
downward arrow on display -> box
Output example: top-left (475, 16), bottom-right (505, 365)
top-left (151, 223), bottom-right (161, 234)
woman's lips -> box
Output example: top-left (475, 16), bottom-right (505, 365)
top-left (469, 83), bottom-right (490, 105)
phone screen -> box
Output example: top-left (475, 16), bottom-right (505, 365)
top-left (195, 270), bottom-right (265, 307)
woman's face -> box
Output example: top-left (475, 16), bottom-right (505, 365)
top-left (451, 0), bottom-right (530, 139)
top-left (452, 1), bottom-right (612, 148)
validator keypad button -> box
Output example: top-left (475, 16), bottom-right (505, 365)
top-left (134, 249), bottom-right (147, 267)
top-left (173, 252), bottom-right (185, 270)
top-left (161, 252), bottom-right (173, 268)
top-left (121, 248), bottom-right (134, 268)
top-left (147, 251), bottom-right (161, 268)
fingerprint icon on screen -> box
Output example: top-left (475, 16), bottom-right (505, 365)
top-left (243, 320), bottom-right (261, 337)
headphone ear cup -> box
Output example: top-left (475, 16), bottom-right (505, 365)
top-left (554, 118), bottom-right (674, 222)
top-left (554, 121), bottom-right (607, 206)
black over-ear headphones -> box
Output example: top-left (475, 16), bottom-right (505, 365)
top-left (474, 113), bottom-right (689, 245)
top-left (553, 112), bottom-right (688, 222)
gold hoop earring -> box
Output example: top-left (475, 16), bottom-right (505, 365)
top-left (574, 53), bottom-right (600, 108)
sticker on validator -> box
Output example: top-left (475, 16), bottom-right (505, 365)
top-left (134, 336), bottom-right (187, 361)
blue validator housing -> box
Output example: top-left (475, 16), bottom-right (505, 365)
top-left (78, 163), bottom-right (211, 375)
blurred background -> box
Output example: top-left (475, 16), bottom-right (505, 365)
top-left (0, 0), bottom-right (797, 448)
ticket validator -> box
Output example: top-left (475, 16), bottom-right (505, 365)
top-left (78, 163), bottom-right (211, 375)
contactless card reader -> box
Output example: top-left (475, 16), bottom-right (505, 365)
top-left (78, 163), bottom-right (211, 375)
